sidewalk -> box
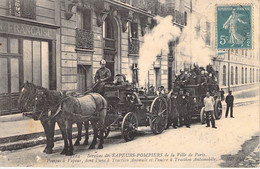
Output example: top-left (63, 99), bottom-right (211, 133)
top-left (0, 96), bottom-right (259, 152)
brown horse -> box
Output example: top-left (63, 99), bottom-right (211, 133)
top-left (18, 82), bottom-right (89, 154)
top-left (32, 89), bottom-right (107, 156)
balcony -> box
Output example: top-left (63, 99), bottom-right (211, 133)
top-left (9, 0), bottom-right (36, 19)
top-left (129, 38), bottom-right (139, 55)
top-left (76, 28), bottom-right (94, 50)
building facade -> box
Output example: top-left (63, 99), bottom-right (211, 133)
top-left (0, 0), bottom-right (186, 115)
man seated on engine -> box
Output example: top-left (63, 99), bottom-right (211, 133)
top-left (93, 59), bottom-right (111, 95)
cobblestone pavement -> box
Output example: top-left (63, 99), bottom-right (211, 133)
top-left (238, 144), bottom-right (260, 167)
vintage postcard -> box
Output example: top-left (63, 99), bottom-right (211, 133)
top-left (0, 0), bottom-right (259, 168)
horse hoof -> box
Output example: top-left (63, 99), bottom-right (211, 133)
top-left (43, 147), bottom-right (47, 153)
top-left (83, 141), bottom-right (89, 145)
top-left (46, 149), bottom-right (53, 154)
top-left (66, 151), bottom-right (74, 156)
top-left (98, 145), bottom-right (103, 149)
top-left (88, 145), bottom-right (95, 149)
top-left (60, 149), bottom-right (66, 155)
top-left (74, 140), bottom-right (80, 146)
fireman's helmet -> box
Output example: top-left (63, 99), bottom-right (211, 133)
top-left (100, 59), bottom-right (106, 65)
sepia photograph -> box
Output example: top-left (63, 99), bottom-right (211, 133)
top-left (0, 0), bottom-right (259, 168)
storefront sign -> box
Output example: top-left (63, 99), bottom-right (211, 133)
top-left (0, 20), bottom-right (56, 39)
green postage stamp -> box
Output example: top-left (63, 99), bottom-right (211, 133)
top-left (217, 5), bottom-right (252, 49)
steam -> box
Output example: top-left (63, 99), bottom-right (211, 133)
top-left (137, 13), bottom-right (216, 88)
top-left (139, 15), bottom-right (181, 87)
top-left (177, 14), bottom-right (215, 68)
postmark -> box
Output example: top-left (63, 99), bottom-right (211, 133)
top-left (217, 5), bottom-right (252, 49)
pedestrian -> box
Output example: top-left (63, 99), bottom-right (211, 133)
top-left (93, 59), bottom-right (111, 95)
top-left (167, 90), bottom-right (179, 129)
top-left (225, 90), bottom-right (234, 118)
top-left (185, 90), bottom-right (193, 128)
top-left (177, 89), bottom-right (188, 127)
top-left (220, 88), bottom-right (225, 101)
top-left (204, 91), bottom-right (217, 129)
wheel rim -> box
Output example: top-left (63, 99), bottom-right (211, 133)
top-left (122, 112), bottom-right (138, 141)
top-left (150, 97), bottom-right (168, 134)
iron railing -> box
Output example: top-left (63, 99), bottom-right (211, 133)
top-left (76, 28), bottom-right (94, 50)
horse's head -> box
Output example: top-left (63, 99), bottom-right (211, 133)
top-left (18, 81), bottom-right (37, 112)
top-left (31, 88), bottom-right (49, 121)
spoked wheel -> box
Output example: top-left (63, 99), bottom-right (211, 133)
top-left (121, 112), bottom-right (138, 142)
top-left (200, 107), bottom-right (206, 124)
top-left (214, 99), bottom-right (222, 120)
top-left (150, 97), bottom-right (168, 134)
top-left (97, 127), bottom-right (110, 139)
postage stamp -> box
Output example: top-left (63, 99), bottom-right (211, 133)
top-left (217, 5), bottom-right (252, 49)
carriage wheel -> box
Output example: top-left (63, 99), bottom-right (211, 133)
top-left (121, 112), bottom-right (138, 142)
top-left (97, 127), bottom-right (110, 139)
top-left (150, 97), bottom-right (168, 134)
top-left (200, 107), bottom-right (206, 124)
top-left (214, 99), bottom-right (222, 120)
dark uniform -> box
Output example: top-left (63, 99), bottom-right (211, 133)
top-left (185, 92), bottom-right (194, 128)
top-left (177, 93), bottom-right (188, 127)
top-left (168, 93), bottom-right (179, 128)
top-left (93, 67), bottom-right (111, 95)
top-left (225, 91), bottom-right (234, 118)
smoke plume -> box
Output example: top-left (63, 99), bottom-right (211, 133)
top-left (138, 15), bottom-right (181, 87)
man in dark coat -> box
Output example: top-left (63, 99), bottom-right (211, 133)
top-left (168, 91), bottom-right (179, 129)
top-left (93, 59), bottom-right (111, 95)
top-left (177, 89), bottom-right (188, 127)
top-left (185, 90), bottom-right (194, 128)
top-left (225, 91), bottom-right (234, 118)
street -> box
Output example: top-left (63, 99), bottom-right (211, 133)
top-left (0, 103), bottom-right (259, 168)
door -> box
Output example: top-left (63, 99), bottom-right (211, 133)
top-left (0, 35), bottom-right (21, 115)
top-left (0, 57), bottom-right (21, 115)
top-left (77, 65), bottom-right (91, 94)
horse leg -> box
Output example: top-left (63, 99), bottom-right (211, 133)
top-left (66, 121), bottom-right (74, 156)
top-left (97, 122), bottom-right (104, 149)
top-left (74, 122), bottom-right (82, 146)
top-left (83, 121), bottom-right (89, 145)
top-left (57, 120), bottom-right (68, 155)
top-left (46, 120), bottom-right (56, 154)
top-left (89, 122), bottom-right (97, 149)
top-left (40, 120), bottom-right (54, 154)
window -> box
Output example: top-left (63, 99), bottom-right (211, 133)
top-left (9, 0), bottom-right (36, 19)
top-left (235, 67), bottom-right (238, 84)
top-left (82, 9), bottom-right (91, 31)
top-left (253, 68), bottom-right (254, 83)
top-left (242, 50), bottom-right (244, 56)
top-left (206, 22), bottom-right (211, 46)
top-left (242, 67), bottom-right (244, 84)
top-left (235, 49), bottom-right (238, 54)
top-left (23, 40), bottom-right (50, 88)
top-left (130, 22), bottom-right (138, 39)
top-left (245, 50), bottom-right (247, 56)
top-left (231, 66), bottom-right (234, 85)
top-left (250, 68), bottom-right (252, 83)
top-left (223, 65), bottom-right (226, 86)
top-left (245, 68), bottom-right (247, 83)
top-left (184, 12), bottom-right (187, 26)
top-left (104, 17), bottom-right (114, 39)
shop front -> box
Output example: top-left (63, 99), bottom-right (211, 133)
top-left (0, 17), bottom-right (59, 115)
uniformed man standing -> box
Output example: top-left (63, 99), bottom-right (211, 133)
top-left (177, 89), bottom-right (188, 127)
top-left (225, 91), bottom-right (234, 118)
top-left (168, 90), bottom-right (179, 129)
top-left (204, 91), bottom-right (217, 128)
top-left (93, 59), bottom-right (111, 95)
top-left (185, 90), bottom-right (193, 128)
